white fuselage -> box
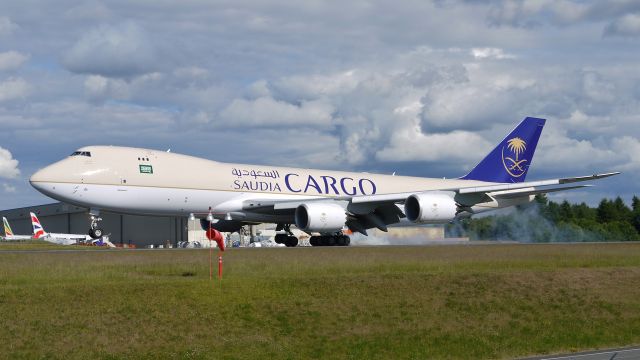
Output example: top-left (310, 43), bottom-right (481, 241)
top-left (30, 146), bottom-right (527, 222)
top-left (1, 235), bottom-right (33, 241)
top-left (45, 233), bottom-right (91, 241)
top-left (41, 234), bottom-right (83, 245)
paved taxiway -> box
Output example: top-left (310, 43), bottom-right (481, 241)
top-left (2, 241), bottom-right (639, 254)
top-left (523, 346), bottom-right (640, 359)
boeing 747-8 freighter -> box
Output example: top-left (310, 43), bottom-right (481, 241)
top-left (29, 117), bottom-right (618, 246)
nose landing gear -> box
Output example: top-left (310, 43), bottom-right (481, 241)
top-left (88, 210), bottom-right (104, 239)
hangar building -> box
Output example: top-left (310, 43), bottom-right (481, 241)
top-left (0, 202), bottom-right (189, 247)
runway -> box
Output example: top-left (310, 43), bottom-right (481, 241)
top-left (0, 241), bottom-right (639, 254)
top-left (523, 346), bottom-right (640, 359)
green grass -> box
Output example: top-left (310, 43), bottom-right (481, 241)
top-left (0, 240), bottom-right (71, 250)
top-left (1, 243), bottom-right (640, 359)
top-left (0, 240), bottom-right (109, 251)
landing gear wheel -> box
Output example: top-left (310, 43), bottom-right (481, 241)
top-left (310, 236), bottom-right (320, 246)
top-left (89, 228), bottom-right (103, 239)
top-left (274, 234), bottom-right (287, 244)
top-left (88, 210), bottom-right (103, 240)
top-left (326, 236), bottom-right (336, 246)
top-left (309, 235), bottom-right (350, 246)
top-left (285, 236), bottom-right (298, 247)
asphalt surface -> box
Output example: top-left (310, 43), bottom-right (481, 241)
top-left (522, 346), bottom-right (640, 360)
top-left (1, 241), bottom-right (640, 253)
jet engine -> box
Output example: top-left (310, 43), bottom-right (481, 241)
top-left (404, 192), bottom-right (458, 223)
top-left (295, 203), bottom-right (347, 233)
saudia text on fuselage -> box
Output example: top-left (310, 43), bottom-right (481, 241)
top-left (231, 167), bottom-right (377, 196)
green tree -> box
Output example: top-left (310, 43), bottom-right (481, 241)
top-left (597, 199), bottom-right (616, 223)
top-left (559, 200), bottom-right (574, 221)
top-left (572, 202), bottom-right (596, 222)
top-left (613, 196), bottom-right (632, 222)
top-left (547, 201), bottom-right (561, 223)
top-left (450, 195), bottom-right (640, 242)
top-left (601, 221), bottom-right (639, 242)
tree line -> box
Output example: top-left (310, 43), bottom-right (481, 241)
top-left (446, 195), bottom-right (640, 242)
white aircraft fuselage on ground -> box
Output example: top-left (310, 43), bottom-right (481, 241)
top-left (30, 212), bottom-right (88, 245)
top-left (29, 118), bottom-right (618, 246)
top-left (2, 217), bottom-right (32, 241)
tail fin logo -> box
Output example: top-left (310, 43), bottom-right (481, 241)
top-left (502, 137), bottom-right (528, 178)
top-left (30, 212), bottom-right (46, 239)
top-left (3, 217), bottom-right (13, 236)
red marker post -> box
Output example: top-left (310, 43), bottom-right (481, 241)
top-left (204, 216), bottom-right (225, 284)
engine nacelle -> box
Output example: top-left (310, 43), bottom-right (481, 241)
top-left (404, 192), bottom-right (458, 223)
top-left (295, 203), bottom-right (347, 233)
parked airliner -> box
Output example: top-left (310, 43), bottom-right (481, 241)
top-left (30, 117), bottom-right (618, 247)
top-left (30, 212), bottom-right (115, 247)
top-left (2, 217), bottom-right (32, 241)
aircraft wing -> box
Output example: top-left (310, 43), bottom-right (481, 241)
top-left (489, 184), bottom-right (592, 199)
top-left (456, 172), bottom-right (620, 195)
top-left (240, 172), bottom-right (619, 234)
top-left (351, 172), bottom-right (620, 204)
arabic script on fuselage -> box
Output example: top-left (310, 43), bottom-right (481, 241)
top-left (231, 168), bottom-right (377, 195)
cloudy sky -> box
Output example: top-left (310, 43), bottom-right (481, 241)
top-left (1, 0), bottom-right (639, 210)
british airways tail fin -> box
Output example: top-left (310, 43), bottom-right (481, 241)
top-left (461, 117), bottom-right (546, 183)
top-left (3, 217), bottom-right (13, 236)
top-left (30, 212), bottom-right (48, 239)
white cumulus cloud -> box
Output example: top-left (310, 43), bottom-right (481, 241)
top-left (377, 130), bottom-right (492, 163)
top-left (0, 17), bottom-right (17, 36)
top-left (220, 97), bottom-right (334, 127)
top-left (604, 13), bottom-right (640, 37)
top-left (0, 77), bottom-right (29, 102)
top-left (611, 136), bottom-right (640, 171)
top-left (471, 47), bottom-right (515, 60)
top-left (0, 147), bottom-right (20, 179)
top-left (0, 51), bottom-right (29, 71)
top-left (64, 22), bottom-right (157, 78)
top-left (2, 183), bottom-right (16, 193)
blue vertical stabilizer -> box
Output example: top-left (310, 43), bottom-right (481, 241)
top-left (461, 117), bottom-right (546, 183)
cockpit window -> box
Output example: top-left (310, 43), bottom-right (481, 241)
top-left (70, 151), bottom-right (92, 157)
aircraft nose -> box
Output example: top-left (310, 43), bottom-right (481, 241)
top-left (30, 168), bottom-right (45, 184)
top-left (30, 165), bottom-right (58, 195)
top-left (30, 164), bottom-right (58, 184)
top-left (29, 160), bottom-right (75, 201)
top-left (29, 160), bottom-right (71, 193)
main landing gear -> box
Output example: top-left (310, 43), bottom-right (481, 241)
top-left (275, 224), bottom-right (298, 247)
top-left (309, 234), bottom-right (350, 247)
top-left (88, 209), bottom-right (104, 239)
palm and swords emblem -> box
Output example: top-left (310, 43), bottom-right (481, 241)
top-left (502, 137), bottom-right (527, 177)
